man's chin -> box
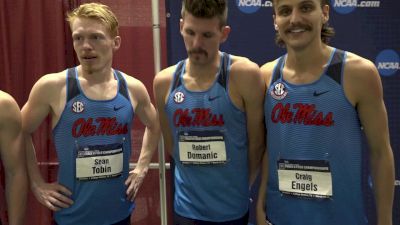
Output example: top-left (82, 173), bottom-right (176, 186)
top-left (80, 65), bottom-right (97, 74)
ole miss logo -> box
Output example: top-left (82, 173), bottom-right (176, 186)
top-left (72, 117), bottom-right (128, 137)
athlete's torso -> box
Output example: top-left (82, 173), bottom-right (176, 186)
top-left (264, 49), bottom-right (370, 225)
top-left (52, 67), bottom-right (134, 225)
top-left (165, 52), bottom-right (249, 222)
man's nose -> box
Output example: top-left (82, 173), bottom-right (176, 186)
top-left (192, 35), bottom-right (203, 48)
top-left (82, 38), bottom-right (93, 50)
top-left (289, 8), bottom-right (302, 25)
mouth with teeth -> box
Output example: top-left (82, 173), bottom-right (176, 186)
top-left (286, 25), bottom-right (311, 34)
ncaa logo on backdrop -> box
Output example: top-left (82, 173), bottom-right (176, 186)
top-left (375, 49), bottom-right (399, 77)
top-left (236, 0), bottom-right (272, 14)
top-left (330, 0), bottom-right (381, 14)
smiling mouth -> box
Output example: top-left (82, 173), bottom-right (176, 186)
top-left (289, 28), bottom-right (306, 33)
top-left (286, 25), bottom-right (311, 34)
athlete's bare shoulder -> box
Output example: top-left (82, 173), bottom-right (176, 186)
top-left (118, 71), bottom-right (145, 89)
top-left (28, 70), bottom-right (68, 104)
top-left (344, 51), bottom-right (378, 75)
top-left (228, 55), bottom-right (262, 91)
top-left (154, 65), bottom-right (176, 83)
top-left (154, 65), bottom-right (178, 92)
top-left (33, 70), bottom-right (68, 93)
top-left (261, 58), bottom-right (280, 88)
top-left (0, 91), bottom-right (21, 127)
top-left (229, 54), bottom-right (260, 73)
top-left (228, 55), bottom-right (264, 104)
top-left (113, 71), bottom-right (150, 106)
top-left (343, 51), bottom-right (382, 105)
top-left (0, 91), bottom-right (17, 107)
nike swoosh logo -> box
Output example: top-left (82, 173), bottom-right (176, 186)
top-left (114, 105), bottom-right (125, 111)
top-left (208, 96), bottom-right (220, 101)
top-left (313, 91), bottom-right (329, 97)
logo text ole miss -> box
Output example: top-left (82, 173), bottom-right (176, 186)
top-left (72, 117), bottom-right (128, 137)
top-left (173, 108), bottom-right (224, 127)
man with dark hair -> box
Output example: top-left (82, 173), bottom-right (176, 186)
top-left (256, 0), bottom-right (394, 225)
top-left (21, 3), bottom-right (160, 225)
top-left (154, 0), bottom-right (265, 224)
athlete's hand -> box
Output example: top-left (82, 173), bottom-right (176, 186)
top-left (32, 182), bottom-right (73, 211)
top-left (125, 168), bottom-right (148, 202)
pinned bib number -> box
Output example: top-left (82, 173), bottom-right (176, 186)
top-left (277, 159), bottom-right (333, 199)
top-left (178, 130), bottom-right (226, 164)
top-left (76, 143), bottom-right (123, 181)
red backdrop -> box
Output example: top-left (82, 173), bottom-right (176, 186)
top-left (0, 0), bottom-right (172, 224)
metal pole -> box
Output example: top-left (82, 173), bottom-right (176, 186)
top-left (151, 1), bottom-right (168, 225)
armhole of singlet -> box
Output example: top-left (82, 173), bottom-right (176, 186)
top-left (169, 60), bottom-right (185, 94)
top-left (217, 52), bottom-right (230, 90)
top-left (270, 56), bottom-right (285, 86)
top-left (66, 67), bottom-right (80, 102)
top-left (114, 70), bottom-right (131, 102)
top-left (325, 48), bottom-right (346, 85)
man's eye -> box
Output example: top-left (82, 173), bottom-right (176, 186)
top-left (301, 4), bottom-right (314, 12)
top-left (204, 33), bottom-right (213, 38)
top-left (278, 8), bottom-right (291, 16)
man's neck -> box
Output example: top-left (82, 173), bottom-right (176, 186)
top-left (285, 43), bottom-right (331, 73)
top-left (78, 65), bottom-right (114, 84)
top-left (186, 53), bottom-right (221, 81)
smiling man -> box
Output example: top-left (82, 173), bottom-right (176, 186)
top-left (21, 3), bottom-right (160, 225)
top-left (256, 0), bottom-right (395, 225)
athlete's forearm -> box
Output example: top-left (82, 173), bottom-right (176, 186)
top-left (24, 134), bottom-right (46, 188)
top-left (135, 126), bottom-right (161, 172)
top-left (370, 146), bottom-right (394, 225)
top-left (6, 167), bottom-right (28, 225)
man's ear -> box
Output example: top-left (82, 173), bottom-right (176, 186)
top-left (220, 25), bottom-right (231, 43)
top-left (180, 18), bottom-right (184, 35)
top-left (273, 15), bottom-right (278, 31)
top-left (322, 4), bottom-right (330, 24)
top-left (113, 36), bottom-right (121, 51)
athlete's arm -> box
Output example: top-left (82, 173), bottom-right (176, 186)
top-left (256, 152), bottom-right (268, 225)
top-left (0, 92), bottom-right (27, 225)
top-left (255, 61), bottom-right (276, 225)
top-left (231, 57), bottom-right (266, 185)
top-left (21, 74), bottom-right (73, 211)
top-left (153, 67), bottom-right (176, 157)
top-left (344, 54), bottom-right (394, 225)
top-left (124, 76), bottom-right (161, 201)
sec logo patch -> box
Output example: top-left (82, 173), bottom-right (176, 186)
top-left (72, 101), bottom-right (85, 113)
top-left (174, 91), bottom-right (185, 103)
top-left (270, 82), bottom-right (288, 100)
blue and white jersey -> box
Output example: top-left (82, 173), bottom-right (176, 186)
top-left (264, 49), bottom-right (371, 225)
top-left (165, 52), bottom-right (249, 222)
top-left (52, 67), bottom-right (134, 225)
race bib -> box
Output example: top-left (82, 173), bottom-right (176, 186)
top-left (277, 159), bottom-right (332, 199)
top-left (76, 143), bottom-right (123, 181)
top-left (178, 130), bottom-right (226, 164)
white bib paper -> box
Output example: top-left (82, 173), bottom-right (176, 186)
top-left (76, 145), bottom-right (123, 181)
top-left (277, 159), bottom-right (332, 198)
top-left (178, 130), bottom-right (227, 164)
